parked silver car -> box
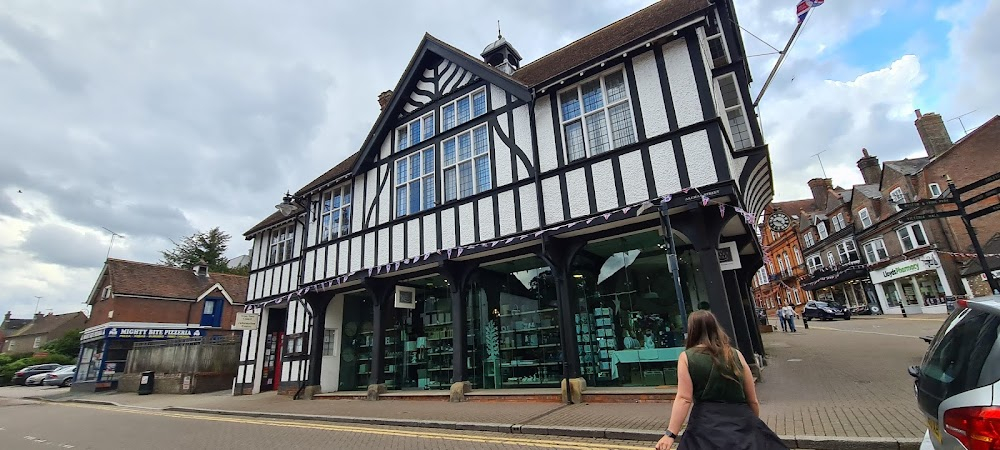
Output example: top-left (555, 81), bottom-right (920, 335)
top-left (42, 365), bottom-right (76, 387)
top-left (910, 295), bottom-right (1000, 449)
top-left (24, 372), bottom-right (49, 386)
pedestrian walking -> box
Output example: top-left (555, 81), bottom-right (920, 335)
top-left (777, 307), bottom-right (788, 332)
top-left (655, 311), bottom-right (787, 450)
top-left (782, 304), bottom-right (797, 333)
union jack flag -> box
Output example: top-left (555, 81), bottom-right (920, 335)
top-left (797, 0), bottom-right (825, 23)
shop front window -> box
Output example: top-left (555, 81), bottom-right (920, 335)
top-left (473, 256), bottom-right (562, 389)
top-left (883, 283), bottom-right (901, 308)
top-left (338, 293), bottom-right (373, 391)
top-left (570, 230), bottom-right (692, 387)
top-left (384, 276), bottom-right (456, 391)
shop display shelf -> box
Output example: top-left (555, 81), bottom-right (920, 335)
top-left (498, 308), bottom-right (558, 318)
top-left (499, 325), bottom-right (559, 334)
top-left (499, 343), bottom-right (559, 351)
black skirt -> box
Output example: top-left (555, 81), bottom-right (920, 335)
top-left (677, 402), bottom-right (788, 450)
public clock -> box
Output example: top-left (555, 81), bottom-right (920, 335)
top-left (768, 211), bottom-right (791, 232)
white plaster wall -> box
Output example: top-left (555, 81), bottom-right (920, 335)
top-left (262, 271), bottom-right (272, 298)
top-left (512, 104), bottom-right (532, 159)
top-left (422, 215), bottom-right (437, 253)
top-left (441, 208), bottom-right (456, 249)
top-left (350, 236), bottom-right (362, 273)
top-left (364, 232), bottom-right (376, 269)
top-left (352, 173), bottom-right (365, 232)
top-left (519, 184), bottom-right (540, 230)
top-left (285, 262), bottom-right (297, 292)
top-left (478, 198), bottom-right (496, 241)
top-left (498, 190), bottom-right (516, 236)
top-left (365, 169), bottom-right (377, 227)
top-left (380, 136), bottom-right (391, 161)
top-left (321, 295), bottom-right (344, 392)
top-left (494, 129), bottom-right (513, 188)
top-left (377, 166), bottom-right (391, 225)
top-left (459, 202), bottom-right (475, 245)
top-left (407, 219), bottom-right (420, 258)
top-left (662, 39), bottom-right (703, 128)
top-left (730, 156), bottom-right (748, 190)
top-left (335, 243), bottom-right (346, 276)
top-left (303, 251), bottom-right (315, 285)
top-left (649, 141), bottom-right (682, 195)
top-left (542, 176), bottom-right (564, 225)
top-left (622, 150), bottom-right (651, 205)
top-left (250, 236), bottom-right (263, 271)
top-left (565, 168), bottom-right (590, 218)
top-left (633, 50), bottom-right (670, 137)
top-left (377, 228), bottom-right (390, 265)
top-left (392, 224), bottom-right (405, 262)
top-left (248, 273), bottom-right (259, 301)
top-left (681, 130), bottom-right (718, 187)
top-left (490, 84), bottom-right (507, 110)
top-left (592, 159), bottom-right (618, 212)
top-left (535, 96), bottom-right (558, 173)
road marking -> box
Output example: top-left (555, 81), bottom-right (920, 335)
top-left (880, 317), bottom-right (944, 322)
top-left (807, 326), bottom-right (922, 338)
top-left (787, 359), bottom-right (802, 362)
top-left (56, 403), bottom-right (651, 449)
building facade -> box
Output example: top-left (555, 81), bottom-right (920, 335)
top-left (751, 203), bottom-right (810, 314)
top-left (2, 312), bottom-right (88, 355)
top-left (236, 0), bottom-right (773, 396)
top-left (74, 259), bottom-right (248, 392)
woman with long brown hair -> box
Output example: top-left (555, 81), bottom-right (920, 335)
top-left (655, 310), bottom-right (786, 450)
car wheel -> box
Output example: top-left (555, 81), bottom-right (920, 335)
top-left (845, 316), bottom-right (851, 320)
top-left (61, 379), bottom-right (70, 387)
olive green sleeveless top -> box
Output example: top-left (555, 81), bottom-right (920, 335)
top-left (685, 348), bottom-right (746, 403)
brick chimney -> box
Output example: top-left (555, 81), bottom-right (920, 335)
top-left (857, 148), bottom-right (881, 185)
top-left (377, 90), bottom-right (394, 111)
top-left (807, 178), bottom-right (833, 209)
top-left (914, 109), bottom-right (953, 158)
top-left (3, 311), bottom-right (10, 324)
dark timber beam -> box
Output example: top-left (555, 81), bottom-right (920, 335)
top-left (439, 260), bottom-right (478, 383)
top-left (537, 235), bottom-right (588, 380)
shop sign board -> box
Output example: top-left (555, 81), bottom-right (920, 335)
top-left (233, 313), bottom-right (261, 331)
top-left (981, 270), bottom-right (1000, 282)
top-left (869, 253), bottom-right (940, 284)
top-left (106, 328), bottom-right (203, 339)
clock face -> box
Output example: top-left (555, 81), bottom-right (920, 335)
top-left (768, 211), bottom-right (791, 232)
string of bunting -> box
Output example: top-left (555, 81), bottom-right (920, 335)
top-left (247, 186), bottom-right (761, 311)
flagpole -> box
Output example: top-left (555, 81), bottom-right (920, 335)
top-left (753, 19), bottom-right (805, 107)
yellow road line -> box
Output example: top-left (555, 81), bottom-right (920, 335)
top-left (55, 402), bottom-right (653, 450)
top-left (879, 317), bottom-right (944, 321)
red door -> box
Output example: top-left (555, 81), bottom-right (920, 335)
top-left (272, 333), bottom-right (284, 390)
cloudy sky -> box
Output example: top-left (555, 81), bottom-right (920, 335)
top-left (0, 0), bottom-right (995, 319)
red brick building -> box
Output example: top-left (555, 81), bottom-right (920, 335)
top-left (74, 259), bottom-right (248, 391)
top-left (2, 312), bottom-right (88, 355)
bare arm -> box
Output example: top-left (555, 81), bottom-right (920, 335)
top-left (738, 350), bottom-right (760, 417)
top-left (656, 352), bottom-right (693, 450)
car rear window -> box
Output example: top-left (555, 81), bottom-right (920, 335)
top-left (918, 308), bottom-right (1000, 415)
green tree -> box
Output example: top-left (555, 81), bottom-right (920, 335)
top-left (41, 329), bottom-right (81, 357)
top-left (161, 227), bottom-right (245, 274)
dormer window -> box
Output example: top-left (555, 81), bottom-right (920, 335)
top-left (817, 222), bottom-right (829, 240)
top-left (319, 184), bottom-right (351, 242)
top-left (890, 187), bottom-right (906, 211)
top-left (442, 88), bottom-right (487, 132)
top-left (397, 112), bottom-right (434, 152)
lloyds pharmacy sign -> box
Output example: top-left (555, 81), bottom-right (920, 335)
top-left (870, 253), bottom-right (939, 284)
top-left (881, 263), bottom-right (922, 279)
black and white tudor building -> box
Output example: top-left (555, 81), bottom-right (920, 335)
top-left (236, 0), bottom-right (772, 397)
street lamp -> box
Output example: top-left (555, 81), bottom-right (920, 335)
top-left (275, 192), bottom-right (305, 217)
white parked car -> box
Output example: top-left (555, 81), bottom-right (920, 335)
top-left (910, 296), bottom-right (1000, 449)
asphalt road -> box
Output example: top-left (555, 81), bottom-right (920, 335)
top-left (0, 398), bottom-right (659, 450)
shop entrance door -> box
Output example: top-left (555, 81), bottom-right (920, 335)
top-left (259, 308), bottom-right (287, 392)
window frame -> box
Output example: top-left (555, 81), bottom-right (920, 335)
top-left (440, 124), bottom-right (491, 203)
top-left (804, 232), bottom-right (815, 248)
top-left (395, 146), bottom-right (436, 217)
top-left (558, 68), bottom-right (638, 163)
top-left (441, 87), bottom-right (487, 132)
top-left (890, 187), bottom-right (906, 211)
top-left (267, 224), bottom-right (295, 265)
top-left (832, 213), bottom-right (846, 232)
top-left (284, 332), bottom-right (309, 358)
top-left (836, 239), bottom-right (860, 264)
top-left (826, 251), bottom-right (836, 267)
top-left (817, 222), bottom-right (829, 240)
top-left (794, 246), bottom-right (803, 265)
top-left (395, 111), bottom-right (435, 152)
top-left (318, 184), bottom-right (352, 243)
top-left (863, 238), bottom-right (889, 263)
top-left (33, 337), bottom-right (42, 349)
top-left (704, 31), bottom-right (732, 69)
top-left (806, 255), bottom-right (824, 273)
top-left (897, 222), bottom-right (929, 252)
top-left (858, 208), bottom-right (872, 228)
top-left (714, 72), bottom-right (754, 150)
top-left (928, 183), bottom-right (942, 198)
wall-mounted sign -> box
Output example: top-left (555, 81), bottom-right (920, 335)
top-left (233, 313), bottom-right (261, 331)
top-left (718, 241), bottom-right (742, 271)
top-left (106, 328), bottom-right (203, 339)
top-left (394, 286), bottom-right (416, 309)
top-left (869, 252), bottom-right (939, 284)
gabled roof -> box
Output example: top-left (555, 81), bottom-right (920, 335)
top-left (295, 151), bottom-right (360, 197)
top-left (512, 0), bottom-right (711, 87)
top-left (853, 184), bottom-right (882, 200)
top-left (93, 259), bottom-right (248, 305)
top-left (1, 318), bottom-right (31, 332)
top-left (350, 34), bottom-right (531, 177)
top-left (243, 208), bottom-right (301, 238)
top-left (771, 199), bottom-right (817, 215)
top-left (10, 312), bottom-right (88, 338)
top-left (884, 157), bottom-right (931, 176)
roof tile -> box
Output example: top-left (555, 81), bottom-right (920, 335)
top-left (106, 259), bottom-right (248, 304)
